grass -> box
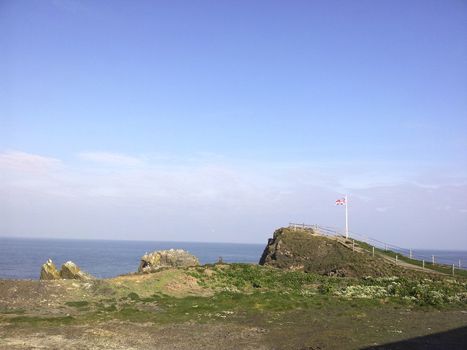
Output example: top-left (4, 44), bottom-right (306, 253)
top-left (3, 284), bottom-right (461, 327)
top-left (191, 263), bottom-right (323, 290)
top-left (262, 228), bottom-right (436, 278)
top-left (8, 315), bottom-right (75, 326)
top-left (126, 292), bottom-right (141, 301)
top-left (188, 264), bottom-right (467, 307)
top-left (113, 307), bottom-right (154, 322)
top-left (0, 308), bottom-right (25, 315)
top-left (1, 264), bottom-right (466, 328)
top-left (99, 291), bottom-right (380, 324)
top-left (355, 239), bottom-right (467, 278)
top-left (65, 300), bottom-right (89, 308)
top-left (3, 291), bottom-right (376, 326)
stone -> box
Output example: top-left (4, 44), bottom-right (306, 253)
top-left (40, 259), bottom-right (60, 280)
top-left (138, 249), bottom-right (199, 273)
top-left (60, 261), bottom-right (93, 280)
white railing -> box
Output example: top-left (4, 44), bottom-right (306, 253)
top-left (288, 223), bottom-right (466, 272)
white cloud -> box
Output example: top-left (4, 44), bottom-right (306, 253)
top-left (77, 152), bottom-right (145, 167)
top-left (0, 150), bottom-right (61, 172)
top-left (0, 150), bottom-right (466, 247)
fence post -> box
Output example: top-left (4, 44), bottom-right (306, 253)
top-left (452, 264), bottom-right (455, 276)
top-left (395, 254), bottom-right (398, 264)
top-left (372, 246), bottom-right (375, 257)
top-left (422, 260), bottom-right (425, 270)
top-left (409, 249), bottom-right (412, 259)
top-left (459, 260), bottom-right (461, 269)
top-left (432, 255), bottom-right (435, 265)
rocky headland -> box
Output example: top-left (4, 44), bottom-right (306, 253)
top-left (138, 249), bottom-right (199, 273)
top-left (259, 227), bottom-right (416, 277)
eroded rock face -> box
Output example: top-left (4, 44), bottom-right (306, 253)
top-left (138, 249), bottom-right (199, 273)
top-left (40, 259), bottom-right (60, 280)
top-left (60, 261), bottom-right (93, 280)
top-left (39, 260), bottom-right (94, 280)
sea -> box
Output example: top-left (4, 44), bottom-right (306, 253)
top-left (0, 237), bottom-right (466, 280)
top-left (0, 237), bottom-right (264, 280)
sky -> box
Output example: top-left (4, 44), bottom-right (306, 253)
top-left (1, 0), bottom-right (466, 248)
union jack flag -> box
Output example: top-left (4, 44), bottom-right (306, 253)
top-left (336, 198), bottom-right (346, 205)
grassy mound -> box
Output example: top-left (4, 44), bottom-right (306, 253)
top-left (259, 227), bottom-right (427, 277)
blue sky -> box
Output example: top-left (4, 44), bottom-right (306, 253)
top-left (1, 0), bottom-right (466, 248)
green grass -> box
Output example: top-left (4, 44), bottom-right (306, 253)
top-left (2, 264), bottom-right (465, 328)
top-left (0, 308), bottom-right (25, 315)
top-left (114, 307), bottom-right (154, 322)
top-left (355, 239), bottom-right (467, 278)
top-left (188, 264), bottom-right (467, 307)
top-left (8, 315), bottom-right (75, 326)
top-left (102, 291), bottom-right (380, 324)
top-left (189, 263), bottom-right (339, 292)
top-left (126, 292), bottom-right (141, 301)
top-left (65, 300), bottom-right (90, 308)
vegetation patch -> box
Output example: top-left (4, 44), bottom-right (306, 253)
top-left (0, 308), bottom-right (25, 315)
top-left (65, 300), bottom-right (89, 308)
top-left (126, 292), bottom-right (140, 301)
top-left (8, 315), bottom-right (75, 326)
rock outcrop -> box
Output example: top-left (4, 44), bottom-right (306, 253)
top-left (40, 259), bottom-right (60, 280)
top-left (60, 261), bottom-right (93, 280)
top-left (138, 249), bottom-right (199, 273)
top-left (259, 227), bottom-right (394, 277)
top-left (39, 260), bottom-right (94, 280)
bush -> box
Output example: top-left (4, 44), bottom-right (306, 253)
top-left (127, 292), bottom-right (140, 301)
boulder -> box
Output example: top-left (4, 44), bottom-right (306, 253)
top-left (40, 259), bottom-right (60, 280)
top-left (60, 261), bottom-right (93, 280)
top-left (138, 249), bottom-right (199, 273)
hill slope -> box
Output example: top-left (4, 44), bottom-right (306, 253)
top-left (259, 227), bottom-right (433, 278)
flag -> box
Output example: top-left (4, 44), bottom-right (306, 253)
top-left (336, 198), bottom-right (346, 205)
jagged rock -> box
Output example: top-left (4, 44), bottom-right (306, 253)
top-left (138, 249), bottom-right (199, 273)
top-left (60, 261), bottom-right (93, 280)
top-left (40, 259), bottom-right (60, 280)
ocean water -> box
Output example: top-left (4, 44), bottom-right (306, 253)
top-left (402, 249), bottom-right (467, 269)
top-left (375, 244), bottom-right (467, 267)
top-left (0, 237), bottom-right (265, 280)
top-left (1, 237), bottom-right (466, 280)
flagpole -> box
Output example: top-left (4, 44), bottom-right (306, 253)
top-left (345, 195), bottom-right (349, 239)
